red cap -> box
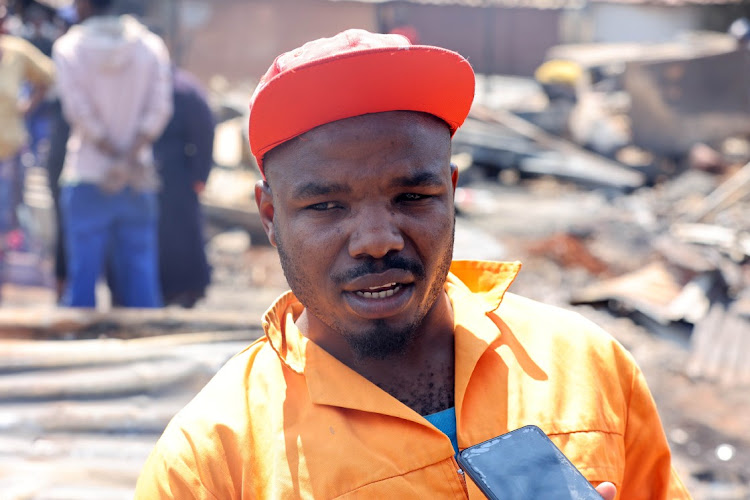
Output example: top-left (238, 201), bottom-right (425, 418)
top-left (248, 29), bottom-right (475, 175)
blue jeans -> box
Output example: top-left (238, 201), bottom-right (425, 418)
top-left (0, 157), bottom-right (14, 296)
top-left (60, 184), bottom-right (162, 308)
top-left (25, 101), bottom-right (52, 164)
top-left (0, 155), bottom-right (21, 234)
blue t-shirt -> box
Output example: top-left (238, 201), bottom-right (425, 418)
top-left (424, 406), bottom-right (458, 455)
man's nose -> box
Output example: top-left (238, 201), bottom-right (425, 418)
top-left (348, 208), bottom-right (405, 259)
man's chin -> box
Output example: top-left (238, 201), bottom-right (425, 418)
top-left (343, 320), bottom-right (417, 361)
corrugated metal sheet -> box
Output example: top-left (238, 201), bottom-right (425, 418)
top-left (626, 50), bottom-right (750, 156)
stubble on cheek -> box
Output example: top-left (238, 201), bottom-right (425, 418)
top-left (274, 221), bottom-right (343, 335)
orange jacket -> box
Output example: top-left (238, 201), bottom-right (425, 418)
top-left (135, 260), bottom-right (690, 499)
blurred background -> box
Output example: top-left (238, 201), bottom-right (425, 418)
top-left (0, 0), bottom-right (749, 498)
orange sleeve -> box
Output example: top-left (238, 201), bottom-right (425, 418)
top-left (619, 364), bottom-right (692, 499)
top-left (134, 435), bottom-right (223, 500)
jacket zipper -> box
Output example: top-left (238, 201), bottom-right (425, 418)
top-left (452, 456), bottom-right (469, 498)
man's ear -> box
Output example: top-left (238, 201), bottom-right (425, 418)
top-left (255, 180), bottom-right (277, 247)
top-left (450, 162), bottom-right (459, 192)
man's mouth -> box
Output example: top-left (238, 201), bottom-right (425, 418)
top-left (341, 269), bottom-right (415, 317)
top-left (354, 283), bottom-right (403, 299)
top-left (344, 279), bottom-right (413, 319)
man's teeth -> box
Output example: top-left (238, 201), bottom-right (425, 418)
top-left (355, 283), bottom-right (401, 299)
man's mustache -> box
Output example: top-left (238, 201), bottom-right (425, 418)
top-left (332, 254), bottom-right (425, 284)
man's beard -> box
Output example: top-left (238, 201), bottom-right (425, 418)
top-left (343, 317), bottom-right (420, 361)
top-left (275, 219), bottom-right (455, 360)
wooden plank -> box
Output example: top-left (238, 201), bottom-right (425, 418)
top-left (0, 394), bottom-right (188, 433)
top-left (0, 358), bottom-right (213, 400)
top-left (671, 222), bottom-right (750, 261)
top-left (687, 300), bottom-right (750, 386)
top-left (0, 433), bottom-right (156, 462)
top-left (0, 307), bottom-right (259, 340)
top-left (683, 161), bottom-right (750, 223)
top-left (719, 312), bottom-right (750, 387)
top-left (0, 434), bottom-right (153, 498)
top-left (569, 261), bottom-right (684, 325)
top-left (652, 235), bottom-right (718, 273)
top-left (0, 332), bottom-right (259, 370)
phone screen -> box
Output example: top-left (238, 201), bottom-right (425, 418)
top-left (457, 425), bottom-right (602, 500)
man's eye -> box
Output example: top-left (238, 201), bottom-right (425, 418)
top-left (307, 201), bottom-right (340, 211)
top-left (399, 193), bottom-right (430, 202)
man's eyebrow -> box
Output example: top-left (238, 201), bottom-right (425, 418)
top-left (389, 171), bottom-right (445, 188)
top-left (292, 181), bottom-right (351, 199)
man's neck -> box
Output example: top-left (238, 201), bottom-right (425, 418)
top-left (299, 292), bottom-right (456, 415)
top-left (361, 332), bottom-right (455, 415)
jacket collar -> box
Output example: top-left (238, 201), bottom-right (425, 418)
top-left (260, 260), bottom-right (521, 421)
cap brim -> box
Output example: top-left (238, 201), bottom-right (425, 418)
top-left (249, 46), bottom-right (475, 166)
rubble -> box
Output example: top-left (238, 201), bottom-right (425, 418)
top-left (454, 105), bottom-right (646, 191)
top-left (464, 43), bottom-right (750, 395)
top-left (457, 61), bottom-right (749, 497)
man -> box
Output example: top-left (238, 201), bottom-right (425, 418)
top-left (154, 66), bottom-right (215, 308)
top-left (0, 1), bottom-right (54, 300)
top-left (52, 0), bottom-right (172, 307)
top-left (136, 29), bottom-right (690, 499)
top-left (20, 3), bottom-right (57, 167)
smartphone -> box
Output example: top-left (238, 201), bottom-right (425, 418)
top-left (456, 425), bottom-right (602, 500)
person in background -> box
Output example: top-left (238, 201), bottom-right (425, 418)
top-left (43, 5), bottom-right (76, 302)
top-left (21, 2), bottom-right (56, 57)
top-left (534, 58), bottom-right (582, 104)
top-left (154, 66), bottom-right (215, 308)
top-left (52, 0), bottom-right (172, 308)
top-left (136, 29), bottom-right (690, 499)
top-left (20, 3), bottom-right (56, 168)
top-left (45, 89), bottom-right (69, 301)
top-left (0, 1), bottom-right (54, 301)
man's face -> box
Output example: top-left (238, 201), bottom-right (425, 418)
top-left (257, 111), bottom-right (457, 360)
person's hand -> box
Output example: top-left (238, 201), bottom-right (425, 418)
top-left (595, 481), bottom-right (616, 500)
top-left (17, 99), bottom-right (31, 116)
top-left (193, 181), bottom-right (205, 194)
top-left (127, 132), bottom-right (153, 164)
top-left (95, 137), bottom-right (119, 157)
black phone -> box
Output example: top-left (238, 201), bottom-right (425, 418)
top-left (456, 425), bottom-right (603, 500)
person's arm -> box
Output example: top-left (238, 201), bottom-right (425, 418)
top-left (132, 35), bottom-right (173, 157)
top-left (52, 42), bottom-right (110, 149)
top-left (19, 37), bottom-right (54, 116)
top-left (619, 361), bottom-right (692, 499)
top-left (19, 80), bottom-right (49, 116)
top-left (126, 131), bottom-right (155, 164)
top-left (135, 448), bottom-right (214, 499)
top-left (135, 426), bottom-right (225, 500)
top-left (181, 78), bottom-right (215, 193)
